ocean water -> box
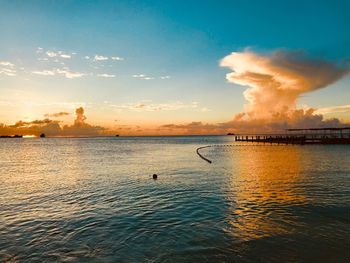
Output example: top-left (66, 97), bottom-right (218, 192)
top-left (1, 136), bottom-right (350, 262)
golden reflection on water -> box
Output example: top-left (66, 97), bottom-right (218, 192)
top-left (1, 140), bottom-right (90, 222)
top-left (226, 145), bottom-right (308, 241)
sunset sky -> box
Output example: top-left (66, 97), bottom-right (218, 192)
top-left (0, 0), bottom-right (349, 135)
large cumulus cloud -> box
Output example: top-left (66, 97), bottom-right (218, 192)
top-left (159, 50), bottom-right (350, 134)
top-left (220, 49), bottom-right (349, 119)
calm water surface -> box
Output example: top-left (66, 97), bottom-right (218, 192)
top-left (1, 136), bottom-right (350, 262)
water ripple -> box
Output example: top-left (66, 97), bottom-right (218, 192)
top-left (1, 137), bottom-right (350, 262)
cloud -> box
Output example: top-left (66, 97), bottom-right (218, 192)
top-left (0, 61), bottom-right (14, 67)
top-left (32, 68), bottom-right (85, 78)
top-left (46, 51), bottom-right (57, 58)
top-left (9, 118), bottom-right (56, 128)
top-left (44, 112), bottom-right (70, 118)
top-left (86, 55), bottom-right (124, 61)
top-left (62, 107), bottom-right (105, 136)
top-left (157, 49), bottom-right (350, 134)
top-left (111, 56), bottom-right (124, 61)
top-left (159, 108), bottom-right (348, 135)
top-left (0, 61), bottom-right (16, 76)
top-left (132, 74), bottom-right (154, 80)
top-left (94, 55), bottom-right (109, 61)
top-left (0, 68), bottom-right (16, 76)
top-left (133, 74), bottom-right (170, 80)
top-left (132, 74), bottom-right (145, 78)
top-left (220, 49), bottom-right (349, 119)
top-left (56, 68), bottom-right (85, 78)
top-left (0, 107), bottom-right (104, 137)
top-left (315, 105), bottom-right (350, 115)
top-left (32, 70), bottom-right (55, 76)
top-left (200, 107), bottom-right (211, 112)
top-left (60, 54), bottom-right (71, 59)
top-left (111, 101), bottom-right (199, 112)
top-left (74, 107), bottom-right (87, 126)
top-left (45, 50), bottom-right (72, 59)
top-left (97, 73), bottom-right (116, 78)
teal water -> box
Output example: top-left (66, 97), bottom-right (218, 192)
top-left (1, 136), bottom-right (350, 262)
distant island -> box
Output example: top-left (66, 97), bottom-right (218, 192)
top-left (0, 135), bottom-right (23, 138)
top-left (227, 133), bottom-right (235, 136)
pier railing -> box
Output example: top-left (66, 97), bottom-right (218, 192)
top-left (234, 129), bottom-right (350, 145)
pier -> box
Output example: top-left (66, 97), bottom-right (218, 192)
top-left (235, 127), bottom-right (350, 145)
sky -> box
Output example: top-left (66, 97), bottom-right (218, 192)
top-left (0, 0), bottom-right (349, 136)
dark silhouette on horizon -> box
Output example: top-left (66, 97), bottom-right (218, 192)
top-left (235, 127), bottom-right (350, 144)
top-left (0, 135), bottom-right (23, 138)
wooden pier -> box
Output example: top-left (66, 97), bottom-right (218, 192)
top-left (234, 127), bottom-right (350, 145)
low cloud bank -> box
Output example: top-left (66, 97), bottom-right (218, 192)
top-left (0, 107), bottom-right (104, 137)
top-left (160, 108), bottom-right (346, 135)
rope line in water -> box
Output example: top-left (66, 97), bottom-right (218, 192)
top-left (196, 146), bottom-right (212, 164)
top-left (196, 143), bottom-right (297, 163)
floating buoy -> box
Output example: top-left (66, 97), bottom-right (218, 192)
top-left (152, 174), bottom-right (158, 180)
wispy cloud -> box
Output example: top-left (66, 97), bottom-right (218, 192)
top-left (111, 56), bottom-right (124, 61)
top-left (32, 48), bottom-right (126, 79)
top-left (132, 74), bottom-right (146, 78)
top-left (60, 54), bottom-right (71, 59)
top-left (94, 55), bottom-right (109, 61)
top-left (200, 107), bottom-right (211, 112)
top-left (83, 54), bottom-right (124, 62)
top-left (111, 101), bottom-right (199, 112)
top-left (27, 101), bottom-right (87, 108)
top-left (45, 50), bottom-right (73, 59)
top-left (97, 73), bottom-right (116, 78)
top-left (133, 74), bottom-right (170, 80)
top-left (32, 70), bottom-right (55, 76)
top-left (44, 112), bottom-right (70, 118)
top-left (46, 51), bottom-right (57, 58)
top-left (0, 61), bottom-right (16, 76)
top-left (315, 105), bottom-right (350, 115)
top-left (132, 74), bottom-right (154, 80)
top-left (56, 68), bottom-right (85, 78)
top-left (32, 68), bottom-right (85, 78)
top-left (0, 68), bottom-right (16, 76)
top-left (0, 61), bottom-right (15, 67)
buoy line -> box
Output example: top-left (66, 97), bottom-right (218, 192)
top-left (196, 143), bottom-right (295, 163)
top-left (196, 145), bottom-right (212, 163)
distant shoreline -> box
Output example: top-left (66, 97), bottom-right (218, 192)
top-left (0, 134), bottom-right (228, 139)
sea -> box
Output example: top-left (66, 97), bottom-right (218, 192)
top-left (1, 136), bottom-right (350, 262)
